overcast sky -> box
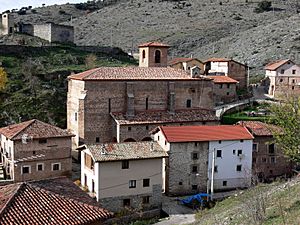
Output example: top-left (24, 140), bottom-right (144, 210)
top-left (0, 0), bottom-right (86, 12)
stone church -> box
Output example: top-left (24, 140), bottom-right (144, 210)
top-left (67, 42), bottom-right (218, 148)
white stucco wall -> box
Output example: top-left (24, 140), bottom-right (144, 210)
top-left (209, 62), bottom-right (229, 75)
top-left (208, 139), bottom-right (253, 190)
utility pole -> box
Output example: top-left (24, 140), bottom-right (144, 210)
top-left (210, 148), bottom-right (215, 201)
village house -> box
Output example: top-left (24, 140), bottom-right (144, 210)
top-left (238, 121), bottom-right (293, 181)
top-left (0, 177), bottom-right (112, 224)
top-left (152, 125), bottom-right (254, 195)
top-left (204, 58), bottom-right (249, 89)
top-left (168, 57), bottom-right (204, 74)
top-left (67, 42), bottom-right (218, 148)
top-left (264, 59), bottom-right (300, 98)
top-left (0, 13), bottom-right (14, 35)
top-left (0, 119), bottom-right (74, 182)
top-left (80, 141), bottom-right (167, 212)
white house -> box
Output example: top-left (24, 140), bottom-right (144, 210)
top-left (152, 125), bottom-right (254, 195)
top-left (265, 59), bottom-right (300, 97)
top-left (80, 141), bottom-right (167, 212)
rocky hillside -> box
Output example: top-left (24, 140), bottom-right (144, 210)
top-left (11, 0), bottom-right (300, 75)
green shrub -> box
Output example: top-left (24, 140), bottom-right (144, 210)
top-left (254, 1), bottom-right (272, 13)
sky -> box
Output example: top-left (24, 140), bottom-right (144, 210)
top-left (0, 0), bottom-right (85, 12)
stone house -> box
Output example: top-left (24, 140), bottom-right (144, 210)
top-left (204, 58), bottom-right (249, 89)
top-left (238, 121), bottom-right (293, 181)
top-left (0, 13), bottom-right (14, 35)
top-left (80, 141), bottom-right (167, 212)
top-left (67, 42), bottom-right (218, 148)
top-left (264, 59), bottom-right (300, 98)
top-left (0, 119), bottom-right (74, 182)
top-left (168, 57), bottom-right (204, 74)
top-left (0, 177), bottom-right (112, 224)
top-left (152, 125), bottom-right (254, 195)
top-left (207, 76), bottom-right (238, 104)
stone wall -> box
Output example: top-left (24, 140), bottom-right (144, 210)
top-left (33, 24), bottom-right (52, 42)
top-left (213, 82), bottom-right (237, 104)
top-left (33, 23), bottom-right (74, 43)
top-left (228, 61), bottom-right (248, 89)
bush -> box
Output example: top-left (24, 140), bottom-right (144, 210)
top-left (254, 1), bottom-right (272, 13)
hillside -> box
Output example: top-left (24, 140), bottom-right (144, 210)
top-left (0, 39), bottom-right (135, 127)
top-left (195, 177), bottom-right (300, 225)
top-left (12, 0), bottom-right (300, 77)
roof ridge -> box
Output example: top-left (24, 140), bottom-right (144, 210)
top-left (83, 67), bottom-right (102, 80)
top-left (10, 119), bottom-right (36, 139)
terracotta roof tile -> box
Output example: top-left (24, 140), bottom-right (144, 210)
top-left (159, 125), bottom-right (254, 142)
top-left (138, 42), bottom-right (170, 48)
top-left (0, 178), bottom-right (112, 225)
top-left (0, 119), bottom-right (74, 140)
top-left (87, 142), bottom-right (168, 162)
top-left (168, 57), bottom-right (202, 66)
top-left (111, 109), bottom-right (218, 125)
top-left (238, 121), bottom-right (280, 136)
top-left (68, 67), bottom-right (213, 81)
top-left (264, 59), bottom-right (293, 71)
top-left (206, 76), bottom-right (238, 83)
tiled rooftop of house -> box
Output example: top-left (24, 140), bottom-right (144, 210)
top-left (0, 119), bottom-right (74, 140)
top-left (86, 142), bottom-right (168, 162)
top-left (168, 57), bottom-right (201, 66)
top-left (206, 76), bottom-right (238, 84)
top-left (204, 57), bottom-right (231, 63)
top-left (111, 109), bottom-right (218, 125)
top-left (238, 121), bottom-right (279, 136)
top-left (264, 59), bottom-right (292, 71)
top-left (157, 125), bottom-right (254, 142)
top-left (0, 178), bottom-right (112, 225)
top-left (68, 67), bottom-right (214, 81)
top-left (138, 42), bottom-right (170, 48)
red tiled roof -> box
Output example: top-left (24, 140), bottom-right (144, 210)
top-left (138, 42), bottom-right (170, 48)
top-left (168, 57), bottom-right (202, 66)
top-left (68, 67), bottom-right (212, 81)
top-left (0, 119), bottom-right (74, 140)
top-left (0, 180), bottom-right (112, 225)
top-left (237, 121), bottom-right (280, 136)
top-left (111, 109), bottom-right (218, 125)
top-left (264, 59), bottom-right (293, 71)
top-left (159, 125), bottom-right (253, 142)
top-left (206, 76), bottom-right (238, 84)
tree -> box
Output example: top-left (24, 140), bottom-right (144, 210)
top-left (269, 95), bottom-right (300, 162)
top-left (0, 67), bottom-right (8, 91)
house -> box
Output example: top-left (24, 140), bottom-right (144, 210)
top-left (152, 125), bottom-right (254, 195)
top-left (168, 57), bottom-right (204, 74)
top-left (264, 59), bottom-right (300, 98)
top-left (204, 58), bottom-right (249, 89)
top-left (81, 141), bottom-right (167, 212)
top-left (67, 42), bottom-right (218, 148)
top-left (238, 121), bottom-right (293, 181)
top-left (0, 177), bottom-right (112, 225)
top-left (0, 13), bottom-right (14, 35)
top-left (207, 76), bottom-right (238, 104)
top-left (0, 119), bottom-right (74, 182)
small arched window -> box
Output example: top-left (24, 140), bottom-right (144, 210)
top-left (142, 50), bottom-right (146, 59)
top-left (155, 50), bottom-right (161, 63)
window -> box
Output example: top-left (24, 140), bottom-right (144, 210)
top-left (253, 143), bottom-right (257, 151)
top-left (227, 84), bottom-right (230, 88)
top-left (195, 142), bottom-right (198, 147)
top-left (292, 79), bottom-right (295, 83)
top-left (142, 50), bottom-right (146, 60)
top-left (223, 181), bottom-right (227, 186)
top-left (253, 157), bottom-right (256, 163)
top-left (145, 126), bottom-right (149, 130)
top-left (143, 178), bottom-right (150, 187)
top-left (22, 165), bottom-right (31, 174)
top-left (269, 144), bottom-right (275, 154)
top-left (123, 199), bottom-right (130, 207)
top-left (52, 163), bottom-right (61, 171)
top-left (192, 185), bottom-right (198, 190)
top-left (219, 84), bottom-right (223, 89)
top-left (279, 78), bottom-right (283, 82)
top-left (157, 136), bottom-right (160, 141)
top-left (192, 152), bottom-right (198, 160)
top-left (270, 156), bottom-right (276, 163)
top-left (37, 163), bottom-right (44, 171)
top-left (262, 157), bottom-right (267, 163)
top-left (240, 140), bottom-right (244, 143)
top-left (142, 196), bottom-right (150, 204)
top-left (95, 137), bottom-right (100, 143)
top-left (122, 160), bottom-right (129, 169)
top-left (226, 92), bottom-right (230, 96)
top-left (165, 141), bottom-right (167, 146)
top-left (179, 182), bottom-right (183, 185)
top-left (155, 50), bottom-right (161, 63)
top-left (108, 98), bottom-right (111, 113)
top-left (85, 153), bottom-right (94, 170)
top-left (280, 69), bottom-right (284, 74)
top-left (236, 165), bottom-right (242, 172)
top-left (214, 166), bottom-right (218, 173)
top-left (186, 99), bottom-right (192, 108)
top-left (218, 140), bottom-right (222, 144)
top-left (292, 86), bottom-right (295, 90)
top-left (237, 150), bottom-right (243, 156)
top-left (33, 151), bottom-right (36, 155)
top-left (128, 127), bottom-right (132, 131)
top-left (39, 139), bottom-right (47, 144)
top-left (217, 150), bottom-right (222, 158)
top-left (192, 165), bottom-right (198, 173)
top-left (146, 97), bottom-right (149, 110)
top-left (75, 112), bottom-right (77, 121)
top-left (233, 149), bottom-right (236, 155)
top-left (129, 180), bottom-right (136, 188)
top-left (292, 70), bottom-right (296, 75)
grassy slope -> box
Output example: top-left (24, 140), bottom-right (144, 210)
top-left (194, 178), bottom-right (300, 225)
top-left (0, 38), bottom-right (136, 128)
